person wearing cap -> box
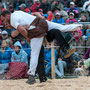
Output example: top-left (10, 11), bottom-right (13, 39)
top-left (1, 30), bottom-right (8, 40)
top-left (52, 12), bottom-right (65, 24)
top-left (66, 12), bottom-right (77, 24)
top-left (1, 10), bottom-right (82, 84)
top-left (19, 3), bottom-right (26, 12)
top-left (30, 0), bottom-right (40, 13)
top-left (67, 2), bottom-right (79, 18)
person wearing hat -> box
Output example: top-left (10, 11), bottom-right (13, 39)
top-left (66, 12), bottom-right (77, 24)
top-left (1, 10), bottom-right (82, 84)
top-left (67, 2), bottom-right (79, 18)
top-left (19, 3), bottom-right (27, 12)
top-left (30, 0), bottom-right (40, 13)
top-left (52, 12), bottom-right (65, 24)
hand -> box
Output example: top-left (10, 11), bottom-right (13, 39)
top-left (13, 57), bottom-right (16, 60)
top-left (58, 58), bottom-right (62, 61)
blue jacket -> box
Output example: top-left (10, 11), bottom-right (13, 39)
top-left (44, 48), bottom-right (58, 67)
top-left (0, 47), bottom-right (12, 64)
top-left (11, 41), bottom-right (28, 65)
top-left (21, 40), bottom-right (31, 59)
top-left (52, 18), bottom-right (65, 24)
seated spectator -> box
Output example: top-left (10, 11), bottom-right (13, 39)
top-left (69, 30), bottom-right (85, 57)
top-left (47, 10), bottom-right (54, 21)
top-left (6, 41), bottom-right (28, 80)
top-left (20, 40), bottom-right (31, 59)
top-left (30, 0), bottom-right (40, 13)
top-left (67, 2), bottom-right (79, 18)
top-left (82, 0), bottom-right (90, 12)
top-left (86, 31), bottom-right (90, 47)
top-left (55, 50), bottom-right (78, 78)
top-left (38, 8), bottom-right (44, 16)
top-left (1, 30), bottom-right (11, 46)
top-left (78, 15), bottom-right (89, 35)
top-left (39, 0), bottom-right (51, 14)
top-left (8, 5), bottom-right (15, 13)
top-left (25, 0), bottom-right (33, 8)
top-left (44, 42), bottom-right (58, 76)
top-left (52, 12), bottom-right (65, 24)
top-left (14, 0), bottom-right (22, 10)
top-left (51, 0), bottom-right (63, 11)
top-left (19, 3), bottom-right (26, 12)
top-left (53, 7), bottom-right (68, 20)
top-left (11, 41), bottom-right (28, 65)
top-left (0, 40), bottom-right (12, 64)
top-left (66, 12), bottom-right (77, 24)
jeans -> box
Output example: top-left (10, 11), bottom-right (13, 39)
top-left (55, 61), bottom-right (67, 77)
top-left (45, 66), bottom-right (51, 76)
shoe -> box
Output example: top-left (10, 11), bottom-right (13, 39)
top-left (26, 75), bottom-right (36, 84)
top-left (40, 77), bottom-right (47, 83)
top-left (64, 48), bottom-right (76, 58)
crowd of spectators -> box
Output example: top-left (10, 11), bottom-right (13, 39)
top-left (0, 0), bottom-right (90, 79)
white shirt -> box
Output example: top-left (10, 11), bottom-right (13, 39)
top-left (82, 1), bottom-right (90, 12)
top-left (11, 11), bottom-right (36, 29)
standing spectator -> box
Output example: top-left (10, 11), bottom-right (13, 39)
top-left (66, 12), bottom-right (77, 24)
top-left (39, 0), bottom-right (51, 14)
top-left (30, 0), bottom-right (40, 13)
top-left (51, 0), bottom-right (63, 11)
top-left (67, 2), bottom-right (79, 18)
top-left (52, 12), bottom-right (65, 24)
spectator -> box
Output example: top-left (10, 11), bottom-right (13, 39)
top-left (11, 41), bottom-right (28, 65)
top-left (52, 12), bottom-right (65, 24)
top-left (82, 0), bottom-right (90, 12)
top-left (78, 15), bottom-right (89, 35)
top-left (1, 30), bottom-right (11, 46)
top-left (44, 42), bottom-right (58, 76)
top-left (66, 12), bottom-right (77, 24)
top-left (51, 0), bottom-right (63, 11)
top-left (14, 0), bottom-right (23, 10)
top-left (30, 0), bottom-right (40, 13)
top-left (8, 5), bottom-right (15, 13)
top-left (47, 10), bottom-right (54, 21)
top-left (19, 3), bottom-right (26, 12)
top-left (38, 8), bottom-right (44, 16)
top-left (0, 40), bottom-right (12, 64)
top-left (25, 0), bottom-right (33, 8)
top-left (67, 2), bottom-right (79, 18)
top-left (6, 41), bottom-right (28, 80)
top-left (69, 30), bottom-right (85, 57)
top-left (53, 7), bottom-right (68, 20)
top-left (20, 40), bottom-right (31, 60)
top-left (25, 8), bottom-right (31, 14)
top-left (39, 0), bottom-right (51, 14)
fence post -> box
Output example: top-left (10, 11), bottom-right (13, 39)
top-left (51, 41), bottom-right (55, 79)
